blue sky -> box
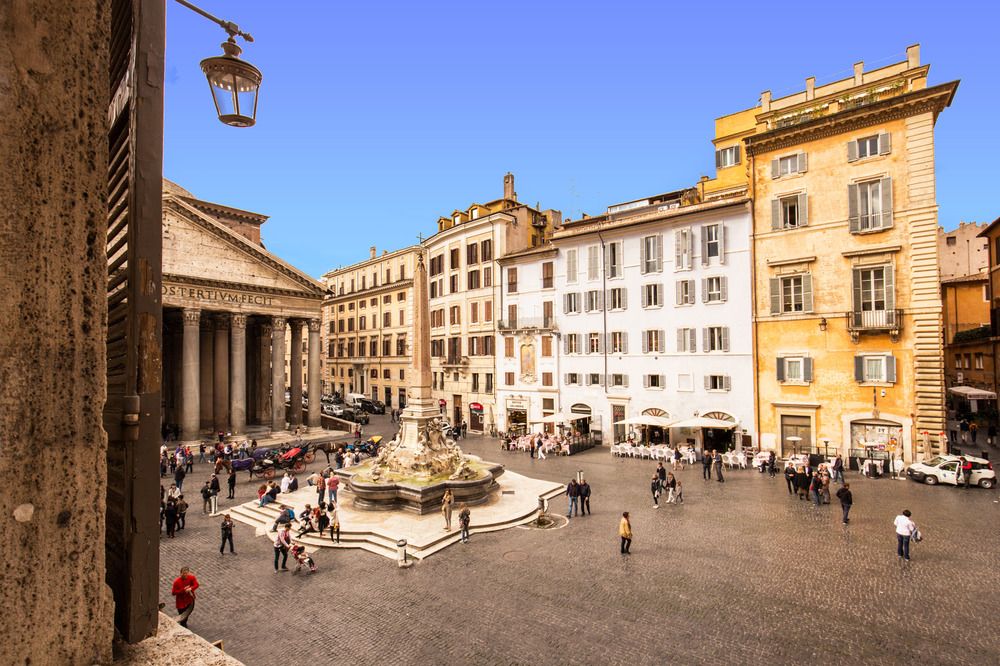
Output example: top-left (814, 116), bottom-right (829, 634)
top-left (164, 0), bottom-right (1000, 278)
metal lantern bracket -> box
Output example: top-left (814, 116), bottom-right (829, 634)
top-left (175, 0), bottom-right (254, 43)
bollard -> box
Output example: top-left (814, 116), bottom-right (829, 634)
top-left (396, 538), bottom-right (412, 568)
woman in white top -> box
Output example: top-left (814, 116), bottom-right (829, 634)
top-left (893, 509), bottom-right (917, 561)
top-left (280, 472), bottom-right (292, 494)
top-left (328, 502), bottom-right (340, 544)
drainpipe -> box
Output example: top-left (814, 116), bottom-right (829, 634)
top-left (748, 153), bottom-right (763, 451)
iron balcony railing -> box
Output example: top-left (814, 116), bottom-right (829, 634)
top-left (498, 316), bottom-right (557, 331)
top-left (847, 308), bottom-right (902, 332)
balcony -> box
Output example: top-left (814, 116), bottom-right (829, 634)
top-left (442, 355), bottom-right (469, 367)
top-left (847, 308), bottom-right (902, 342)
top-left (498, 316), bottom-right (557, 332)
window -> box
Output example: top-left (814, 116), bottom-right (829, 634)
top-left (396, 336), bottom-right (406, 355)
top-left (563, 292), bottom-right (581, 314)
top-left (771, 152), bottom-right (807, 178)
top-left (852, 266), bottom-right (895, 327)
top-left (430, 282), bottom-right (438, 299)
top-left (641, 234), bottom-right (663, 274)
top-left (701, 223), bottom-right (723, 263)
top-left (769, 274), bottom-right (813, 314)
top-left (484, 300), bottom-right (493, 322)
top-left (481, 239), bottom-right (493, 261)
top-left (467, 243), bottom-right (479, 265)
top-left (482, 336), bottom-right (494, 356)
top-left (542, 262), bottom-right (554, 289)
top-left (674, 228), bottom-right (693, 271)
top-left (470, 302), bottom-right (479, 324)
top-left (975, 353), bottom-right (984, 370)
top-left (609, 373), bottom-right (628, 388)
top-left (449, 274), bottom-right (459, 293)
top-left (541, 335), bottom-right (553, 357)
top-left (542, 372), bottom-right (553, 387)
top-left (468, 336), bottom-right (480, 356)
top-left (431, 309), bottom-right (444, 328)
top-left (855, 354), bottom-right (896, 384)
top-left (505, 372), bottom-right (515, 386)
top-left (703, 276), bottom-right (727, 303)
top-left (565, 333), bottom-right (580, 354)
top-left (676, 328), bottom-right (697, 352)
top-left (642, 329), bottom-right (664, 353)
top-left (585, 290), bottom-right (604, 312)
top-left (704, 326), bottom-right (729, 352)
top-left (609, 331), bottom-right (628, 354)
top-left (348, 318), bottom-right (355, 332)
top-left (483, 266), bottom-right (492, 287)
top-left (588, 332), bottom-right (602, 354)
top-left (716, 145), bottom-right (740, 168)
top-left (607, 287), bottom-right (627, 310)
top-left (705, 374), bottom-right (731, 391)
top-left (383, 312), bottom-right (391, 327)
top-left (643, 374), bottom-right (665, 389)
top-left (472, 373), bottom-right (479, 392)
top-left (963, 353), bottom-right (971, 369)
top-left (606, 241), bottom-right (624, 278)
top-left (586, 373), bottom-right (604, 386)
top-left (431, 339), bottom-right (444, 358)
top-left (642, 283), bottom-right (663, 308)
top-left (450, 248), bottom-right (460, 270)
top-left (849, 178), bottom-right (893, 232)
top-left (430, 254), bottom-right (444, 276)
top-left (675, 280), bottom-right (695, 306)
top-left (383, 369), bottom-right (391, 379)
top-left (543, 301), bottom-right (553, 327)
top-left (506, 304), bottom-right (517, 329)
top-left (382, 338), bottom-right (391, 356)
top-left (849, 132), bottom-right (890, 161)
top-left (564, 373), bottom-right (580, 385)
top-left (587, 245), bottom-right (600, 280)
top-left (566, 249), bottom-right (578, 284)
top-left (955, 353), bottom-right (963, 369)
top-left (485, 374), bottom-right (493, 393)
top-left (772, 193), bottom-right (808, 229)
top-left (507, 267), bottom-right (518, 293)
top-left (449, 305), bottom-right (461, 325)
top-left (467, 270), bottom-right (480, 289)
top-left (776, 356), bottom-right (813, 383)
top-left (383, 295), bottom-right (391, 304)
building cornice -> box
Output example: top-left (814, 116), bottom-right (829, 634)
top-left (552, 197), bottom-right (749, 242)
top-left (323, 279), bottom-right (414, 305)
top-left (321, 245), bottom-right (421, 280)
top-left (841, 245), bottom-right (903, 258)
top-left (163, 274), bottom-right (323, 301)
top-left (767, 255), bottom-right (817, 267)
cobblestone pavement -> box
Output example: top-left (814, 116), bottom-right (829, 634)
top-left (160, 416), bottom-right (1000, 665)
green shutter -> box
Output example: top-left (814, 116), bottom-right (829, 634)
top-left (854, 356), bottom-right (864, 382)
top-left (772, 199), bottom-right (781, 230)
top-left (880, 176), bottom-right (893, 228)
top-left (776, 357), bottom-right (785, 382)
top-left (803, 357), bottom-right (813, 382)
top-left (802, 273), bottom-right (813, 312)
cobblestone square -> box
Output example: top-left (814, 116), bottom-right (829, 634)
top-left (160, 416), bottom-right (1000, 665)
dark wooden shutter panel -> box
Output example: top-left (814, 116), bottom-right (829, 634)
top-left (772, 199), bottom-right (781, 230)
top-left (769, 278), bottom-right (781, 315)
top-left (880, 176), bottom-right (893, 228)
top-left (803, 357), bottom-right (813, 382)
top-left (886, 355), bottom-right (897, 383)
top-left (798, 193), bottom-right (808, 227)
top-left (776, 357), bottom-right (785, 382)
top-left (848, 140), bottom-right (859, 162)
top-left (854, 356), bottom-right (865, 382)
top-left (848, 184), bottom-right (860, 232)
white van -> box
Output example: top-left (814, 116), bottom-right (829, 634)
top-left (345, 393), bottom-right (366, 409)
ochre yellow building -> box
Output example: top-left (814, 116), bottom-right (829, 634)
top-left (702, 45), bottom-right (958, 462)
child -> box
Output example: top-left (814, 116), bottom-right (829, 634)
top-left (291, 543), bottom-right (317, 574)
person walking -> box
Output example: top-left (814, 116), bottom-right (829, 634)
top-left (619, 512), bottom-right (632, 554)
top-left (959, 418), bottom-right (970, 444)
top-left (702, 450), bottom-right (712, 481)
top-left (713, 450), bottom-right (725, 483)
top-left (198, 443), bottom-right (206, 464)
top-left (970, 421), bottom-right (979, 444)
top-left (461, 420), bottom-right (468, 439)
top-left (185, 447), bottom-right (194, 474)
top-left (664, 472), bottom-right (677, 504)
top-left (176, 496), bottom-right (188, 530)
top-left (328, 501), bottom-right (341, 544)
top-left (836, 483), bottom-right (853, 524)
top-left (893, 509), bottom-right (917, 561)
top-left (567, 479), bottom-right (580, 517)
top-left (650, 474), bottom-right (662, 508)
top-left (767, 451), bottom-right (777, 478)
top-left (219, 514), bottom-right (236, 554)
top-left (170, 567), bottom-right (199, 628)
top-left (208, 475), bottom-right (221, 515)
top-left (226, 468), bottom-right (237, 499)
top-left (809, 471), bottom-right (822, 507)
top-left (164, 499), bottom-right (178, 538)
top-left (820, 466), bottom-right (832, 504)
top-left (784, 464), bottom-right (796, 495)
top-left (327, 474), bottom-right (340, 505)
top-left (656, 462), bottom-right (667, 487)
top-left (831, 454), bottom-right (845, 484)
top-left (274, 525), bottom-right (292, 571)
top-left (441, 489), bottom-right (454, 531)
top-left (795, 467), bottom-right (810, 501)
top-left (578, 478), bottom-right (592, 515)
top-left (174, 465), bottom-right (186, 493)
top-left (458, 503), bottom-right (471, 544)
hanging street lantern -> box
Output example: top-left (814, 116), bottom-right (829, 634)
top-left (200, 37), bottom-right (262, 127)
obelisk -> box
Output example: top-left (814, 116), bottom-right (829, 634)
top-left (403, 252), bottom-right (438, 421)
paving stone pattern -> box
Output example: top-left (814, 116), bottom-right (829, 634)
top-left (160, 417), bottom-right (1000, 665)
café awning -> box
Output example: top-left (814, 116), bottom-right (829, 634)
top-left (530, 412), bottom-right (570, 424)
top-left (667, 416), bottom-right (738, 430)
top-left (615, 415), bottom-right (674, 427)
top-left (948, 385), bottom-right (997, 400)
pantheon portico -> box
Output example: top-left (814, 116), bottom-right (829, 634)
top-left (160, 181), bottom-right (325, 441)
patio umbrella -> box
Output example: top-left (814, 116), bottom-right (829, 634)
top-left (666, 416), bottom-right (738, 429)
top-left (530, 412), bottom-right (570, 424)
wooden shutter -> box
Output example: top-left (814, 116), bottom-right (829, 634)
top-left (886, 355), bottom-right (897, 383)
top-left (622, 332), bottom-right (629, 354)
top-left (689, 328), bottom-right (697, 352)
top-left (596, 290), bottom-right (604, 311)
top-left (657, 330), bottom-right (665, 353)
top-left (772, 199), bottom-right (781, 230)
top-left (719, 224), bottom-right (727, 264)
top-left (776, 357), bottom-right (785, 382)
top-left (771, 158), bottom-right (780, 179)
top-left (622, 374), bottom-right (629, 388)
top-left (802, 273), bottom-right (813, 312)
top-left (715, 149), bottom-right (723, 168)
top-left (803, 357), bottom-right (813, 382)
top-left (852, 269), bottom-right (863, 321)
top-left (604, 244), bottom-right (611, 278)
top-left (878, 131), bottom-right (892, 155)
top-left (854, 356), bottom-right (864, 382)
top-left (677, 328), bottom-right (685, 352)
top-left (701, 278), bottom-right (709, 302)
top-left (848, 184), bottom-right (860, 232)
top-left (721, 277), bottom-right (728, 302)
top-left (701, 226), bottom-right (710, 265)
top-left (734, 145), bottom-right (741, 164)
top-left (885, 265), bottom-right (896, 312)
top-left (643, 374), bottom-right (650, 388)
top-left (769, 278), bottom-right (781, 315)
top-left (702, 328), bottom-right (710, 352)
top-left (723, 375), bottom-right (731, 391)
top-left (655, 234), bottom-right (663, 272)
top-left (721, 327), bottom-right (730, 352)
top-left (642, 331), bottom-right (649, 353)
top-left (640, 237), bottom-right (647, 274)
top-left (797, 151), bottom-right (808, 173)
top-left (704, 375), bottom-right (711, 390)
top-left (674, 231), bottom-right (683, 267)
top-left (674, 282), bottom-right (681, 306)
top-left (880, 176), bottom-right (893, 228)
top-left (848, 140), bottom-right (859, 162)
top-left (798, 193), bottom-right (808, 227)
top-left (620, 289), bottom-right (627, 310)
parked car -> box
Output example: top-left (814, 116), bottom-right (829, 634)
top-left (906, 455), bottom-right (995, 489)
top-left (323, 404), bottom-right (345, 417)
top-left (341, 407), bottom-right (369, 425)
top-left (359, 398), bottom-right (386, 414)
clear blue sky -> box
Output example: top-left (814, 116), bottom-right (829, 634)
top-left (164, 0), bottom-right (1000, 278)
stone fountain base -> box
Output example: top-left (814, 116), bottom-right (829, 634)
top-left (336, 455), bottom-right (504, 514)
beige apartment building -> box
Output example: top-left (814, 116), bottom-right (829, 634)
top-left (424, 173), bottom-right (560, 432)
top-left (321, 245), bottom-right (420, 409)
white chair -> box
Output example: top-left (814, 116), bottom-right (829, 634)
top-left (621, 444), bottom-right (632, 459)
top-left (611, 444), bottom-right (621, 457)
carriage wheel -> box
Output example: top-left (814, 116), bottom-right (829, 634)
top-left (303, 451), bottom-right (316, 464)
top-left (264, 468), bottom-right (275, 480)
top-left (293, 460), bottom-right (306, 473)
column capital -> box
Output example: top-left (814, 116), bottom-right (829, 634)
top-left (260, 321), bottom-right (273, 337)
top-left (307, 318), bottom-right (321, 333)
top-left (231, 313), bottom-right (248, 330)
top-left (214, 312), bottom-right (230, 330)
top-left (272, 315), bottom-right (287, 330)
top-left (182, 308), bottom-right (201, 326)
top-left (288, 318), bottom-right (304, 332)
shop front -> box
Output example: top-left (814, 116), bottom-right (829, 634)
top-left (469, 402), bottom-right (484, 432)
top-left (505, 397), bottom-right (528, 436)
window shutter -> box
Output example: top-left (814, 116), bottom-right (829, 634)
top-left (701, 278), bottom-right (709, 302)
top-left (723, 375), bottom-right (731, 391)
top-left (599, 374), bottom-right (606, 387)
top-left (734, 145), bottom-right (741, 164)
top-left (719, 224), bottom-right (727, 264)
top-left (772, 199), bottom-right (781, 230)
top-left (623, 375), bottom-right (629, 388)
top-left (640, 238), bottom-right (647, 274)
top-left (880, 176), bottom-right (893, 228)
top-left (715, 150), bottom-right (722, 169)
top-left (689, 328), bottom-right (697, 352)
top-left (848, 140), bottom-right (859, 163)
top-left (655, 234), bottom-right (663, 272)
top-left (621, 289), bottom-right (627, 310)
top-left (643, 285), bottom-right (650, 308)
top-left (704, 375), bottom-right (711, 390)
top-left (885, 265), bottom-right (896, 312)
top-left (769, 278), bottom-right (781, 315)
top-left (622, 332), bottom-right (628, 354)
top-left (771, 158), bottom-right (780, 179)
top-left (701, 227), bottom-right (710, 265)
top-left (597, 333), bottom-right (604, 354)
top-left (886, 355), bottom-right (897, 383)
top-left (563, 336), bottom-right (569, 355)
top-left (657, 330), bottom-right (664, 353)
top-left (848, 184), bottom-right (860, 232)
top-left (604, 244), bottom-right (611, 278)
top-left (802, 273), bottom-right (813, 312)
top-left (878, 131), bottom-right (891, 155)
top-left (642, 331), bottom-right (649, 354)
top-left (721, 277), bottom-right (728, 302)
top-left (702, 328), bottom-right (709, 352)
top-left (643, 374), bottom-right (649, 388)
top-left (854, 356), bottom-right (864, 382)
top-left (677, 328), bottom-right (684, 352)
top-left (797, 151), bottom-right (808, 173)
top-left (674, 231), bottom-right (682, 268)
top-left (597, 290), bottom-right (604, 311)
top-left (776, 357), bottom-right (785, 382)
top-left (686, 231), bottom-right (694, 269)
top-left (673, 282), bottom-right (681, 307)
top-left (798, 193), bottom-right (808, 227)
top-left (852, 270), bottom-right (863, 318)
top-left (563, 293), bottom-right (569, 314)
top-left (803, 357), bottom-right (813, 382)
top-left (722, 327), bottom-right (730, 352)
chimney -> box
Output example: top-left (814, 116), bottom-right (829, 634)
top-left (503, 172), bottom-right (516, 201)
top-left (853, 61), bottom-right (864, 85)
top-left (370, 245), bottom-right (376, 260)
top-left (760, 90), bottom-right (771, 112)
top-left (805, 77), bottom-right (815, 101)
top-left (906, 44), bottom-right (920, 68)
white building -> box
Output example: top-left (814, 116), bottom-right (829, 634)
top-left (538, 189), bottom-right (755, 450)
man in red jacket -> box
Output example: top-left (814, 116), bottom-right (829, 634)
top-left (171, 566), bottom-right (199, 628)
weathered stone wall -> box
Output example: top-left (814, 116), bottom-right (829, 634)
top-left (0, 1), bottom-right (115, 663)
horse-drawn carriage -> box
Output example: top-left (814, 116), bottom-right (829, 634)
top-left (219, 443), bottom-right (315, 479)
